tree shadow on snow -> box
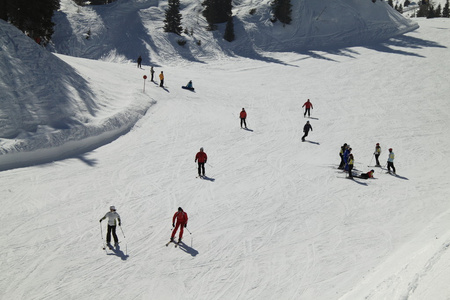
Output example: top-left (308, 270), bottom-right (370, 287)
top-left (177, 241), bottom-right (199, 257)
top-left (75, 154), bottom-right (98, 167)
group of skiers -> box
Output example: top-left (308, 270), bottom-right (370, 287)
top-left (100, 205), bottom-right (189, 247)
top-left (339, 143), bottom-right (396, 179)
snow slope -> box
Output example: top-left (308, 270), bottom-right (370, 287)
top-left (2, 0), bottom-right (450, 298)
top-left (1, 17), bottom-right (450, 299)
top-left (51, 0), bottom-right (419, 62)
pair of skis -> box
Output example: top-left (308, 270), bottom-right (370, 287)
top-left (166, 240), bottom-right (181, 248)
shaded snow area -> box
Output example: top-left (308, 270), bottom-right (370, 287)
top-left (2, 0), bottom-right (450, 299)
top-left (0, 21), bottom-right (154, 170)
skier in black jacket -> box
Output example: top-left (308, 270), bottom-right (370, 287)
top-left (301, 121), bottom-right (313, 142)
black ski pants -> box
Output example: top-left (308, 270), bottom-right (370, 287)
top-left (301, 130), bottom-right (310, 141)
top-left (240, 118), bottom-right (247, 128)
top-left (107, 225), bottom-right (119, 244)
top-left (338, 154), bottom-right (344, 169)
top-left (348, 164), bottom-right (354, 178)
top-left (387, 162), bottom-right (396, 173)
top-left (304, 108), bottom-right (311, 117)
top-left (198, 162), bottom-right (205, 176)
top-left (375, 154), bottom-right (380, 166)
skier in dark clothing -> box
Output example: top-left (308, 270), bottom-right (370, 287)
top-left (344, 147), bottom-right (352, 171)
top-left (137, 56), bottom-right (142, 68)
top-left (150, 66), bottom-right (155, 81)
top-left (171, 207), bottom-right (188, 243)
top-left (301, 121), bottom-right (312, 142)
top-left (195, 147), bottom-right (207, 177)
top-left (338, 143), bottom-right (348, 169)
top-left (347, 153), bottom-right (354, 178)
top-left (374, 143), bottom-right (381, 166)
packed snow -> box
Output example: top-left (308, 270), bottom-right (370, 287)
top-left (1, 0), bottom-right (450, 299)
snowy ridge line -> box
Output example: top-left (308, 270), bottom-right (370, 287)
top-left (0, 105), bottom-right (153, 171)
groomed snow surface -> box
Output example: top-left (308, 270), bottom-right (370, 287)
top-left (1, 1), bottom-right (450, 299)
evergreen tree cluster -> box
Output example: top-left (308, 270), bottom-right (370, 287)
top-left (202, 0), bottom-right (232, 26)
top-left (0, 0), bottom-right (60, 44)
top-left (416, 0), bottom-right (449, 18)
top-left (271, 0), bottom-right (292, 25)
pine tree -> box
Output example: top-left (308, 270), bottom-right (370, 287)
top-left (223, 16), bottom-right (235, 42)
top-left (202, 0), bottom-right (232, 25)
top-left (271, 0), bottom-right (292, 25)
top-left (427, 5), bottom-right (436, 18)
top-left (163, 0), bottom-right (183, 35)
top-left (4, 0), bottom-right (60, 44)
top-left (404, 0), bottom-right (411, 7)
top-left (443, 0), bottom-right (450, 17)
top-left (435, 4), bottom-right (442, 17)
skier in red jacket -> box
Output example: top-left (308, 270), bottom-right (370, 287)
top-left (240, 108), bottom-right (247, 129)
top-left (302, 99), bottom-right (313, 117)
top-left (195, 147), bottom-right (208, 177)
top-left (171, 207), bottom-right (188, 242)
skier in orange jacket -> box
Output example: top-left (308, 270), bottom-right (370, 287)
top-left (171, 207), bottom-right (188, 242)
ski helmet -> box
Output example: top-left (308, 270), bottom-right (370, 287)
top-left (110, 206), bottom-right (116, 211)
top-left (389, 148), bottom-right (393, 151)
top-left (200, 147), bottom-right (204, 151)
top-left (376, 143), bottom-right (379, 146)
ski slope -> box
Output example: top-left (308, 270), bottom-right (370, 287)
top-left (2, 1), bottom-right (450, 299)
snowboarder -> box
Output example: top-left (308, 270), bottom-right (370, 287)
top-left (301, 121), bottom-right (312, 142)
top-left (359, 169), bottom-right (375, 179)
top-left (240, 108), bottom-right (247, 129)
top-left (195, 147), bottom-right (208, 177)
top-left (387, 148), bottom-right (396, 174)
top-left (171, 207), bottom-right (188, 243)
top-left (347, 153), bottom-right (354, 178)
top-left (186, 80), bottom-right (193, 89)
top-left (338, 143), bottom-right (348, 169)
top-left (99, 206), bottom-right (121, 246)
top-left (159, 71), bottom-right (164, 87)
top-left (374, 143), bottom-right (381, 166)
top-left (137, 56), bottom-right (142, 68)
top-left (150, 66), bottom-right (155, 81)
top-left (302, 99), bottom-right (313, 117)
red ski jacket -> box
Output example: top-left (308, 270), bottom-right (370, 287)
top-left (302, 101), bottom-right (313, 109)
top-left (240, 111), bottom-right (247, 119)
top-left (173, 211), bottom-right (188, 225)
top-left (195, 151), bottom-right (207, 163)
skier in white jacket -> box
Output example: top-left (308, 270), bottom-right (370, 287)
top-left (99, 206), bottom-right (121, 246)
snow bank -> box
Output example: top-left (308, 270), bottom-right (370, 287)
top-left (0, 20), bottom-right (154, 170)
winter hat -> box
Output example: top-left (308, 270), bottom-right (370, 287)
top-left (371, 170), bottom-right (374, 173)
top-left (376, 143), bottom-right (380, 146)
top-left (389, 148), bottom-right (393, 151)
top-left (178, 207), bottom-right (183, 212)
top-left (200, 147), bottom-right (204, 151)
top-left (110, 206), bottom-right (116, 211)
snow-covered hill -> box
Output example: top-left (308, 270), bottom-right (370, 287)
top-left (2, 0), bottom-right (450, 299)
top-left (50, 0), bottom-right (419, 62)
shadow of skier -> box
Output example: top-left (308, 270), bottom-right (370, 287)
top-left (177, 242), bottom-right (199, 257)
top-left (107, 244), bottom-right (129, 260)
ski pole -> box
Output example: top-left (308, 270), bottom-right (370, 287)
top-left (119, 225), bottom-right (126, 238)
top-left (368, 154), bottom-right (374, 167)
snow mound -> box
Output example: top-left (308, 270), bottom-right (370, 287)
top-left (0, 20), bottom-right (154, 170)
